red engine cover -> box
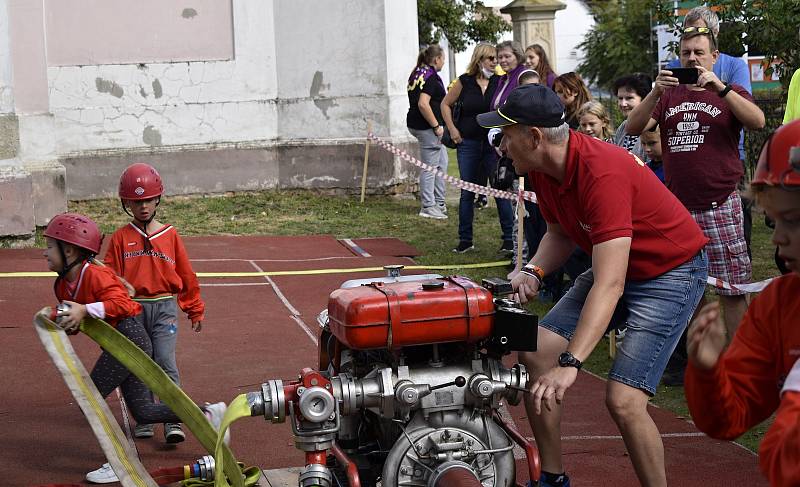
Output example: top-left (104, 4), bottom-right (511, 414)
top-left (327, 276), bottom-right (495, 350)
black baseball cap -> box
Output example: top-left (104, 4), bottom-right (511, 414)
top-left (477, 84), bottom-right (566, 128)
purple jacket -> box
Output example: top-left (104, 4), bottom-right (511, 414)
top-left (491, 64), bottom-right (528, 109)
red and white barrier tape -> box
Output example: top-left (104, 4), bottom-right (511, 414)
top-left (367, 132), bottom-right (537, 203)
top-left (367, 132), bottom-right (777, 294)
top-left (707, 276), bottom-right (774, 294)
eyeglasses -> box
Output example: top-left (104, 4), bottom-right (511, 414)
top-left (484, 56), bottom-right (496, 61)
top-left (682, 26), bottom-right (713, 35)
top-left (681, 25), bottom-right (717, 48)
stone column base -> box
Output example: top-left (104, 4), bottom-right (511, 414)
top-left (0, 162), bottom-right (35, 237)
top-left (0, 159), bottom-right (67, 237)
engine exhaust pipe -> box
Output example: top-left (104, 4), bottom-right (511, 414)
top-left (428, 461), bottom-right (483, 487)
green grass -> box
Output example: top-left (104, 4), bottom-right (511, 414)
top-left (15, 152), bottom-right (781, 452)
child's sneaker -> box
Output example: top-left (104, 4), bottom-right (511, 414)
top-left (133, 423), bottom-right (154, 438)
top-left (85, 463), bottom-right (118, 484)
top-left (498, 240), bottom-right (514, 256)
top-left (164, 422), bottom-right (185, 443)
top-left (204, 402), bottom-right (231, 445)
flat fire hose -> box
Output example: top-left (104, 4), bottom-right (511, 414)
top-left (34, 309), bottom-right (257, 487)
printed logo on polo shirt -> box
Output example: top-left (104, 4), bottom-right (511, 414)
top-left (578, 221), bottom-right (592, 232)
top-left (135, 186), bottom-right (145, 196)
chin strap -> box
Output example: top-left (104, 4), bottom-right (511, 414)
top-left (52, 242), bottom-right (92, 295)
top-left (122, 197), bottom-right (160, 251)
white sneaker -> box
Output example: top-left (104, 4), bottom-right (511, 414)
top-left (419, 206), bottom-right (447, 220)
top-left (86, 463), bottom-right (118, 484)
top-left (438, 203), bottom-right (448, 214)
top-left (204, 402), bottom-right (231, 445)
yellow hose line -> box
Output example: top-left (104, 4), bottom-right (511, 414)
top-left (1, 260), bottom-right (510, 279)
top-left (35, 310), bottom-right (250, 487)
top-left (34, 312), bottom-right (156, 487)
top-left (77, 316), bottom-right (248, 487)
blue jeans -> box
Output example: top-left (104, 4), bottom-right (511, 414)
top-left (456, 138), bottom-right (513, 243)
top-left (135, 298), bottom-right (180, 386)
top-left (540, 251), bottom-right (708, 395)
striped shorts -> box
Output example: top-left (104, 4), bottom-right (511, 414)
top-left (690, 191), bottom-right (751, 296)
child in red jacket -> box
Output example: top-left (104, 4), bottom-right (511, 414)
top-left (104, 162), bottom-right (205, 444)
top-left (685, 120), bottom-right (800, 487)
top-left (44, 213), bottom-right (227, 484)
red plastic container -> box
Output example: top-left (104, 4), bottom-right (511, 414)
top-left (327, 276), bottom-right (495, 350)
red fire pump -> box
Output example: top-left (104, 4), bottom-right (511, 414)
top-left (246, 267), bottom-right (541, 487)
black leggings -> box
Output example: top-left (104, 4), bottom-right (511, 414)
top-left (90, 317), bottom-right (181, 424)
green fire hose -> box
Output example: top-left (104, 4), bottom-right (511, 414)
top-left (35, 309), bottom-right (259, 487)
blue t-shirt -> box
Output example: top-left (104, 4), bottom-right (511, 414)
top-left (667, 53), bottom-right (751, 160)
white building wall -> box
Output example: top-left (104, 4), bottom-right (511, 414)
top-left (384, 0), bottom-right (420, 138)
top-left (0, 0), bottom-right (421, 235)
top-left (48, 0), bottom-right (278, 154)
top-left (42, 0), bottom-right (420, 154)
top-left (553, 0), bottom-right (592, 75)
top-left (273, 0), bottom-right (388, 140)
top-left (0, 0), bottom-right (12, 114)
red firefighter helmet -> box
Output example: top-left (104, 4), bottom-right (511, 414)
top-left (43, 213), bottom-right (103, 254)
top-left (752, 119), bottom-right (800, 188)
top-left (119, 162), bottom-right (164, 200)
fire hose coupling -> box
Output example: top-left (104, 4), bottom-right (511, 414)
top-left (247, 379), bottom-right (286, 423)
top-left (297, 386), bottom-right (336, 422)
top-left (49, 302), bottom-right (72, 323)
top-left (188, 455), bottom-right (215, 481)
top-left (298, 463), bottom-right (333, 487)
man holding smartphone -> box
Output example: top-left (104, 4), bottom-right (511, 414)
top-left (626, 26), bottom-right (765, 350)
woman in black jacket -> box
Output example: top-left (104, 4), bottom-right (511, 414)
top-left (441, 42), bottom-right (513, 253)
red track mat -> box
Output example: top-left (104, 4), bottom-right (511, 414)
top-left (0, 235), bottom-right (766, 486)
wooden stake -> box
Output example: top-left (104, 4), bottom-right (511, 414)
top-left (360, 121), bottom-right (372, 204)
top-left (609, 330), bottom-right (617, 359)
top-left (515, 177), bottom-right (525, 272)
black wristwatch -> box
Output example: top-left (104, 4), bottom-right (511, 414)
top-left (718, 82), bottom-right (732, 98)
top-left (558, 351), bottom-right (583, 370)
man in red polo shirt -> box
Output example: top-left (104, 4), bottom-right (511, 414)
top-left (478, 84), bottom-right (709, 487)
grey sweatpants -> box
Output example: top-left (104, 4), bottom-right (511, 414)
top-left (408, 127), bottom-right (447, 209)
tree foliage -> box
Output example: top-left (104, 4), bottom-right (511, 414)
top-left (577, 0), bottom-right (658, 91)
top-left (417, 0), bottom-right (511, 52)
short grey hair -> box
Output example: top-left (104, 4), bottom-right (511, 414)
top-left (517, 122), bottom-right (570, 145)
top-left (684, 6), bottom-right (720, 36)
top-left (541, 123), bottom-right (570, 144)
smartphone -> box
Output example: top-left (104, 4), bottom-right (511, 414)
top-left (669, 67), bottom-right (699, 84)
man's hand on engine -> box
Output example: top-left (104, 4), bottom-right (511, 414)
top-left (529, 366), bottom-right (578, 415)
top-left (511, 270), bottom-right (540, 304)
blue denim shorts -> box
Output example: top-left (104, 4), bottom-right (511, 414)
top-left (539, 251), bottom-right (708, 395)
